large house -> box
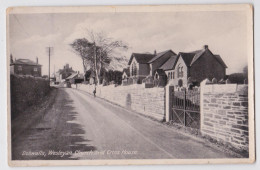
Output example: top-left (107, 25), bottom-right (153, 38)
top-left (127, 50), bottom-right (176, 83)
top-left (160, 45), bottom-right (227, 88)
top-left (10, 55), bottom-right (42, 77)
top-left (124, 45), bottom-right (227, 88)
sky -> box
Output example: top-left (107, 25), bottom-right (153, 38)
top-left (9, 11), bottom-right (248, 76)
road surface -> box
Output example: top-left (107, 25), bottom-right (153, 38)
top-left (12, 87), bottom-right (235, 160)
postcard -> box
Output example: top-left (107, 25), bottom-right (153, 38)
top-left (7, 4), bottom-right (255, 166)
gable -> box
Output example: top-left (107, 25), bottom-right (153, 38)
top-left (128, 53), bottom-right (155, 65)
top-left (191, 50), bottom-right (227, 69)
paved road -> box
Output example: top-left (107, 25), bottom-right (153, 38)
top-left (12, 88), bottom-right (235, 160)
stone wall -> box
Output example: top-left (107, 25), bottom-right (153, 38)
top-left (11, 75), bottom-right (50, 119)
top-left (73, 84), bottom-right (165, 120)
top-left (201, 82), bottom-right (248, 150)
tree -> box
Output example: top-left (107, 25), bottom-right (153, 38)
top-left (243, 65), bottom-right (248, 78)
top-left (70, 31), bottom-right (128, 85)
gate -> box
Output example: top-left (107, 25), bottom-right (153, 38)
top-left (171, 89), bottom-right (200, 129)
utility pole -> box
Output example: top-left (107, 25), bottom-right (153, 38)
top-left (46, 47), bottom-right (53, 86)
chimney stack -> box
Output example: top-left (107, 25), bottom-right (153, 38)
top-left (154, 50), bottom-right (157, 55)
top-left (204, 45), bottom-right (208, 50)
top-left (36, 57), bottom-right (38, 64)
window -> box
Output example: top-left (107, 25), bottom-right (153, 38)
top-left (34, 68), bottom-right (38, 71)
top-left (170, 72), bottom-right (172, 79)
top-left (172, 71), bottom-right (175, 79)
top-left (177, 65), bottom-right (183, 78)
top-left (132, 62), bottom-right (137, 76)
top-left (18, 66), bottom-right (22, 71)
top-left (168, 73), bottom-right (170, 79)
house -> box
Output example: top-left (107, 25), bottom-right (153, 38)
top-left (163, 45), bottom-right (227, 88)
top-left (127, 50), bottom-right (176, 83)
top-left (10, 55), bottom-right (42, 77)
top-left (55, 64), bottom-right (76, 83)
top-left (122, 67), bottom-right (130, 80)
top-left (65, 72), bottom-right (84, 85)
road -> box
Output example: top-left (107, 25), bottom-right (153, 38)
top-left (12, 87), bottom-right (235, 160)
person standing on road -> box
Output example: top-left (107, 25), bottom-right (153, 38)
top-left (93, 87), bottom-right (96, 97)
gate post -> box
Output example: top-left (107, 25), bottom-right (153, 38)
top-left (166, 84), bottom-right (174, 122)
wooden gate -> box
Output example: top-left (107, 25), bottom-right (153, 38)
top-left (171, 89), bottom-right (200, 129)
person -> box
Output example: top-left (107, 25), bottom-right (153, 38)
top-left (93, 87), bottom-right (96, 97)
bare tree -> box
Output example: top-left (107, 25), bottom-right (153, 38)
top-left (70, 31), bottom-right (128, 85)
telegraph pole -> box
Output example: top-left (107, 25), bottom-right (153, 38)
top-left (47, 47), bottom-right (53, 86)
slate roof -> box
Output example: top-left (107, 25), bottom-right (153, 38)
top-left (11, 59), bottom-right (41, 66)
top-left (214, 55), bottom-right (228, 68)
top-left (159, 55), bottom-right (178, 71)
top-left (65, 73), bottom-right (78, 80)
top-left (66, 73), bottom-right (84, 80)
top-left (128, 53), bottom-right (155, 65)
top-left (179, 49), bottom-right (227, 68)
top-left (148, 50), bottom-right (176, 63)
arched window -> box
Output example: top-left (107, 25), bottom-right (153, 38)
top-left (177, 64), bottom-right (183, 78)
top-left (131, 64), bottom-right (134, 76)
top-left (133, 63), bottom-right (137, 76)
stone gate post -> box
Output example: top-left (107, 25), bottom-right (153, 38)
top-left (166, 84), bottom-right (174, 122)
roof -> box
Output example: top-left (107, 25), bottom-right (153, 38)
top-left (148, 50), bottom-right (176, 63)
top-left (159, 55), bottom-right (178, 71)
top-left (11, 59), bottom-right (41, 66)
top-left (214, 55), bottom-right (228, 68)
top-left (122, 68), bottom-right (130, 76)
top-left (128, 53), bottom-right (155, 65)
top-left (155, 69), bottom-right (166, 76)
top-left (66, 73), bottom-right (78, 80)
top-left (179, 51), bottom-right (200, 66)
top-left (178, 48), bottom-right (227, 68)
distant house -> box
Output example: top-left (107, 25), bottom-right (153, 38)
top-left (65, 72), bottom-right (84, 85)
top-left (55, 64), bottom-right (76, 83)
top-left (10, 55), bottom-right (42, 77)
top-left (164, 45), bottom-right (227, 88)
top-left (122, 67), bottom-right (130, 80)
top-left (127, 50), bottom-right (176, 83)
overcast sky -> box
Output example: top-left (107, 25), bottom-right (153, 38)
top-left (9, 11), bottom-right (248, 76)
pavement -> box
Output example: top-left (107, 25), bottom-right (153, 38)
top-left (11, 87), bottom-right (236, 160)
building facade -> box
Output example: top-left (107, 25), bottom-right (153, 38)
top-left (10, 56), bottom-right (42, 77)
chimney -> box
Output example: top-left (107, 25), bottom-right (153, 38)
top-left (36, 57), bottom-right (38, 64)
top-left (154, 50), bottom-right (157, 55)
top-left (204, 45), bottom-right (208, 50)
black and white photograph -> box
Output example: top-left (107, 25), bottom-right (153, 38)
top-left (7, 5), bottom-right (255, 166)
